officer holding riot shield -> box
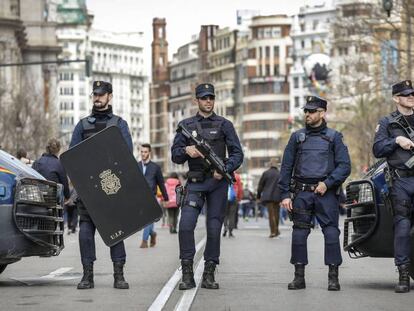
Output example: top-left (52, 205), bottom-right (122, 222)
top-left (171, 83), bottom-right (243, 290)
top-left (279, 96), bottom-right (351, 291)
top-left (373, 80), bottom-right (414, 293)
top-left (69, 81), bottom-right (132, 290)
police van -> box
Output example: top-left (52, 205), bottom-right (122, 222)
top-left (343, 159), bottom-right (414, 280)
top-left (0, 149), bottom-right (64, 275)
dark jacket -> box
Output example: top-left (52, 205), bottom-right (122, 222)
top-left (257, 167), bottom-right (281, 203)
top-left (33, 153), bottom-right (70, 199)
top-left (171, 112), bottom-right (243, 174)
top-left (138, 160), bottom-right (168, 201)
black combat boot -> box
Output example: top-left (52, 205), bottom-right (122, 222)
top-left (179, 260), bottom-right (196, 290)
top-left (328, 265), bottom-right (341, 291)
top-left (288, 264), bottom-right (306, 290)
top-left (77, 264), bottom-right (94, 289)
top-left (113, 262), bottom-right (129, 289)
top-left (395, 264), bottom-right (410, 293)
top-left (201, 261), bottom-right (219, 289)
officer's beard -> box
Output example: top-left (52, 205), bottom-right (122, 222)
top-left (94, 99), bottom-right (109, 111)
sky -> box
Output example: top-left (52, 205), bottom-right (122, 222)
top-left (86, 0), bottom-right (321, 74)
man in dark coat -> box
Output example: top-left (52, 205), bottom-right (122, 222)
top-left (138, 143), bottom-right (168, 248)
top-left (33, 138), bottom-right (70, 201)
top-left (257, 158), bottom-right (281, 238)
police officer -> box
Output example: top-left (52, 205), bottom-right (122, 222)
top-left (373, 80), bottom-right (414, 293)
top-left (279, 96), bottom-right (351, 291)
top-left (171, 83), bottom-right (243, 290)
top-left (69, 81), bottom-right (132, 290)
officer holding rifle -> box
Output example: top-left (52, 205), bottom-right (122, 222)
top-left (171, 83), bottom-right (243, 290)
top-left (373, 80), bottom-right (414, 293)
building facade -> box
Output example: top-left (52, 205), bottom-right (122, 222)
top-left (90, 29), bottom-right (149, 154)
top-left (241, 15), bottom-right (292, 186)
top-left (289, 1), bottom-right (336, 119)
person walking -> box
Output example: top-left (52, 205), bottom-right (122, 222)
top-left (257, 158), bottom-right (281, 238)
top-left (138, 143), bottom-right (169, 248)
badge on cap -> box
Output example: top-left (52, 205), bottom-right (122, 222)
top-left (205, 84), bottom-right (209, 89)
top-left (375, 124), bottom-right (380, 133)
top-left (97, 81), bottom-right (101, 86)
top-left (406, 81), bottom-right (410, 86)
top-left (308, 96), bottom-right (313, 101)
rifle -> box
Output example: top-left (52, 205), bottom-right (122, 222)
top-left (177, 123), bottom-right (234, 184)
top-left (389, 114), bottom-right (414, 168)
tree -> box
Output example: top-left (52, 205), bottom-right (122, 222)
top-left (0, 71), bottom-right (57, 159)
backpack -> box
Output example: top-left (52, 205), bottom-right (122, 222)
top-left (228, 185), bottom-right (236, 202)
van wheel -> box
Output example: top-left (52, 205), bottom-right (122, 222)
top-left (0, 264), bottom-right (7, 274)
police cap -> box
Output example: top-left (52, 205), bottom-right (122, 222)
top-left (303, 95), bottom-right (327, 110)
top-left (392, 80), bottom-right (414, 96)
top-left (195, 83), bottom-right (215, 98)
top-left (92, 81), bottom-right (113, 95)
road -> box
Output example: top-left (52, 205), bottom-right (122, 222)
top-left (0, 216), bottom-right (412, 311)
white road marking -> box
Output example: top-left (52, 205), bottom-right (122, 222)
top-left (11, 267), bottom-right (78, 285)
top-left (148, 237), bottom-right (207, 311)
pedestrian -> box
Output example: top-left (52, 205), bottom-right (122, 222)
top-left (257, 158), bottom-right (281, 238)
top-left (233, 171), bottom-right (243, 229)
top-left (279, 95), bottom-right (351, 291)
top-left (164, 172), bottom-right (181, 234)
top-left (138, 143), bottom-right (169, 248)
top-left (16, 149), bottom-right (33, 166)
top-left (171, 83), bottom-right (243, 290)
top-left (240, 188), bottom-right (254, 220)
top-left (373, 79), bottom-right (414, 293)
top-left (65, 180), bottom-right (78, 234)
top-left (69, 80), bottom-right (132, 290)
top-left (32, 138), bottom-right (70, 202)
top-left (223, 183), bottom-right (237, 237)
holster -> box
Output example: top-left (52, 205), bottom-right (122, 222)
top-left (175, 185), bottom-right (187, 208)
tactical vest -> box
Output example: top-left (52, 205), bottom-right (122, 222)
top-left (385, 111), bottom-right (414, 168)
top-left (294, 128), bottom-right (336, 180)
top-left (81, 115), bottom-right (120, 141)
top-left (187, 119), bottom-right (226, 172)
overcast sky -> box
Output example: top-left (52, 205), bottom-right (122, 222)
top-left (86, 0), bottom-right (322, 74)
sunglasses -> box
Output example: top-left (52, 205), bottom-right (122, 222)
top-left (398, 93), bottom-right (414, 97)
top-left (304, 108), bottom-right (324, 114)
top-left (198, 95), bottom-right (215, 101)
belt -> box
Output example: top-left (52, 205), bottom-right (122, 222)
top-left (295, 182), bottom-right (319, 192)
top-left (392, 169), bottom-right (414, 178)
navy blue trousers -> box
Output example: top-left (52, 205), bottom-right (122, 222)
top-left (79, 221), bottom-right (126, 266)
top-left (390, 176), bottom-right (414, 266)
top-left (291, 190), bottom-right (342, 266)
top-left (179, 177), bottom-right (227, 264)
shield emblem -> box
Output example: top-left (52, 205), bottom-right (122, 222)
top-left (61, 126), bottom-right (162, 246)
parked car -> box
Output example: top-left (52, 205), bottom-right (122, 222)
top-left (0, 149), bottom-right (64, 275)
top-left (343, 159), bottom-right (414, 280)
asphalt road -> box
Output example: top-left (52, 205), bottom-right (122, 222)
top-left (0, 216), bottom-right (412, 311)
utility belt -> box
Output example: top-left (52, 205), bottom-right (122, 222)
top-left (291, 181), bottom-right (319, 192)
top-left (187, 170), bottom-right (213, 183)
top-left (390, 168), bottom-right (414, 179)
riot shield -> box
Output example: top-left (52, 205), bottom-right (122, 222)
top-left (60, 126), bottom-right (162, 246)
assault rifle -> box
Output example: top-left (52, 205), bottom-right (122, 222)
top-left (177, 123), bottom-right (234, 184)
top-left (389, 114), bottom-right (414, 168)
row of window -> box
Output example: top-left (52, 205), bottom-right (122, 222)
top-left (59, 72), bottom-right (86, 81)
top-left (243, 120), bottom-right (288, 132)
top-left (253, 27), bottom-right (282, 39)
top-left (245, 101), bottom-right (289, 113)
top-left (245, 81), bottom-right (287, 96)
top-left (249, 46), bottom-right (280, 59)
top-left (59, 87), bottom-right (86, 95)
top-left (244, 138), bottom-right (282, 150)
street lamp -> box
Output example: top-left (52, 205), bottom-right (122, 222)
top-left (383, 0), bottom-right (393, 18)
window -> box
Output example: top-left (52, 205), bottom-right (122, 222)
top-left (301, 40), bottom-right (305, 49)
top-left (294, 96), bottom-right (300, 108)
top-left (273, 46), bottom-right (279, 58)
top-left (265, 46), bottom-right (270, 58)
top-left (313, 20), bottom-right (319, 30)
top-left (294, 77), bottom-right (299, 89)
